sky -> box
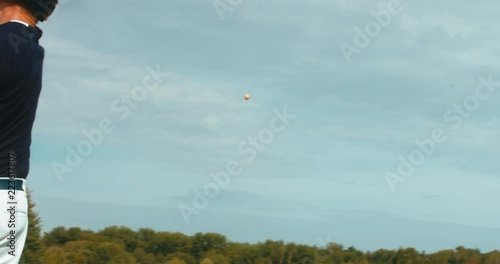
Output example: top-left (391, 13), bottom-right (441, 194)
top-left (26, 0), bottom-right (500, 252)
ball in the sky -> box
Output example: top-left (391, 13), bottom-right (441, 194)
top-left (244, 94), bottom-right (251, 100)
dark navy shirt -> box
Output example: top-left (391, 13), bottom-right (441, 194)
top-left (0, 21), bottom-right (45, 179)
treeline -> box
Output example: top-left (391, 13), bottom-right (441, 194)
top-left (21, 191), bottom-right (500, 264)
top-left (31, 226), bottom-right (500, 264)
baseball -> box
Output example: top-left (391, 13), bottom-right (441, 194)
top-left (244, 94), bottom-right (251, 100)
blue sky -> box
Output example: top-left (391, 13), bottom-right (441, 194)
top-left (27, 0), bottom-right (500, 252)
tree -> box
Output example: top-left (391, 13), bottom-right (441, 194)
top-left (254, 258), bottom-right (272, 264)
top-left (200, 258), bottom-right (213, 264)
top-left (132, 248), bottom-right (157, 264)
top-left (368, 249), bottom-right (395, 264)
top-left (484, 251), bottom-right (500, 264)
top-left (222, 242), bottom-right (257, 264)
top-left (430, 250), bottom-right (454, 264)
top-left (43, 226), bottom-right (71, 246)
top-left (94, 241), bottom-right (137, 264)
top-left (20, 188), bottom-right (46, 264)
top-left (393, 247), bottom-right (420, 264)
top-left (42, 246), bottom-right (68, 264)
top-left (455, 246), bottom-right (481, 264)
top-left (98, 226), bottom-right (142, 252)
top-left (137, 228), bottom-right (158, 254)
top-left (168, 257), bottom-right (187, 264)
top-left (191, 232), bottom-right (228, 258)
top-left (201, 249), bottom-right (231, 264)
top-left (166, 252), bottom-right (197, 264)
top-left (155, 232), bottom-right (193, 255)
top-left (63, 240), bottom-right (97, 263)
top-left (19, 214), bottom-right (500, 264)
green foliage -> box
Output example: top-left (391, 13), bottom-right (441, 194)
top-left (200, 258), bottom-right (214, 264)
top-left (166, 252), bottom-right (197, 264)
top-left (191, 232), bottom-right (228, 258)
top-left (168, 258), bottom-right (187, 264)
top-left (484, 250), bottom-right (500, 264)
top-left (43, 226), bottom-right (99, 246)
top-left (132, 248), bottom-right (157, 264)
top-left (15, 193), bottom-right (500, 264)
top-left (29, 227), bottom-right (500, 264)
top-left (43, 246), bottom-right (68, 264)
top-left (155, 231), bottom-right (193, 256)
top-left (98, 226), bottom-right (142, 252)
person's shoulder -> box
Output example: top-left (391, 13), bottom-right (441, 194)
top-left (0, 22), bottom-right (42, 56)
top-left (0, 23), bottom-right (22, 52)
top-left (0, 23), bottom-right (27, 73)
top-left (0, 24), bottom-right (13, 63)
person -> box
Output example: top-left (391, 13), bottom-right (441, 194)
top-left (0, 0), bottom-right (58, 262)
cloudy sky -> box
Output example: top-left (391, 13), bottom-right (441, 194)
top-left (28, 0), bottom-right (500, 252)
